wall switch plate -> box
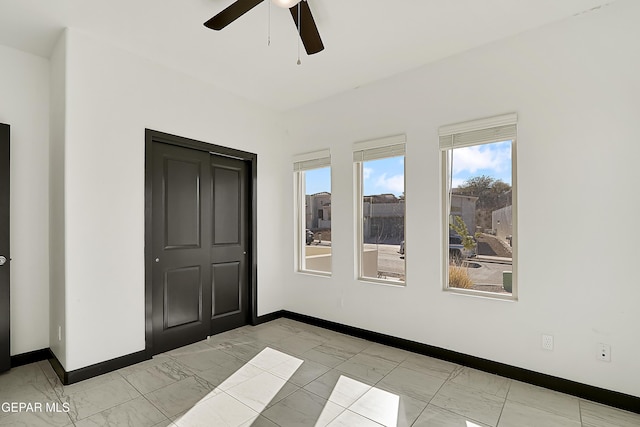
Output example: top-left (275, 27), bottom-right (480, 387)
top-left (597, 343), bottom-right (611, 362)
top-left (542, 334), bottom-right (553, 351)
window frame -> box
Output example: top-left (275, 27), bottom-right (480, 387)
top-left (294, 149), bottom-right (332, 276)
top-left (439, 114), bottom-right (518, 300)
top-left (353, 135), bottom-right (406, 286)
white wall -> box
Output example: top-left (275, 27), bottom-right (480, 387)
top-left (283, 0), bottom-right (640, 398)
top-left (49, 31), bottom-right (67, 366)
top-left (0, 44), bottom-right (50, 356)
top-left (60, 29), bottom-right (287, 371)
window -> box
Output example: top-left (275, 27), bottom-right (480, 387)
top-left (440, 113), bottom-right (517, 299)
top-left (354, 135), bottom-right (406, 284)
top-left (294, 150), bottom-right (332, 275)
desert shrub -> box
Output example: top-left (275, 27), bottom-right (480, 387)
top-left (450, 215), bottom-right (476, 251)
top-left (449, 265), bottom-right (473, 289)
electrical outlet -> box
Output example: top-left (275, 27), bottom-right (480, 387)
top-left (542, 334), bottom-right (554, 351)
top-left (597, 343), bottom-right (611, 362)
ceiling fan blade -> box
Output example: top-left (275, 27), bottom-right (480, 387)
top-left (204, 0), bottom-right (264, 30)
top-left (289, 1), bottom-right (324, 55)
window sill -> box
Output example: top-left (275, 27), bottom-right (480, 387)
top-left (357, 277), bottom-right (406, 287)
top-left (296, 270), bottom-right (332, 278)
top-left (444, 287), bottom-right (517, 302)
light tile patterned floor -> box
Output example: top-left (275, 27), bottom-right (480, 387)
top-left (1, 318), bottom-right (638, 426)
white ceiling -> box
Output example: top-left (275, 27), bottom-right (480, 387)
top-left (0, 0), bottom-right (614, 111)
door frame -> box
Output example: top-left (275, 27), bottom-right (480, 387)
top-left (0, 123), bottom-right (10, 372)
top-left (144, 129), bottom-right (258, 356)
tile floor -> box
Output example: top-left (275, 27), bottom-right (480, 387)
top-left (1, 318), bottom-right (638, 426)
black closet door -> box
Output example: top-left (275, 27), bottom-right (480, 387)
top-left (209, 155), bottom-right (249, 335)
top-left (150, 141), bottom-right (250, 354)
top-left (151, 142), bottom-right (212, 354)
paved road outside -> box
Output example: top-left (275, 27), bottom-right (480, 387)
top-left (314, 242), bottom-right (512, 291)
top-left (467, 258), bottom-right (511, 285)
top-left (362, 243), bottom-right (512, 289)
top-left (363, 243), bottom-right (404, 278)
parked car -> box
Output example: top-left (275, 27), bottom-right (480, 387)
top-left (305, 229), bottom-right (314, 245)
top-left (449, 230), bottom-right (476, 263)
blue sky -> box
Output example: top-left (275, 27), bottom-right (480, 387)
top-left (304, 167), bottom-right (331, 195)
top-left (362, 156), bottom-right (404, 196)
top-left (304, 140), bottom-right (511, 196)
top-left (304, 156), bottom-right (405, 197)
top-left (451, 140), bottom-right (512, 188)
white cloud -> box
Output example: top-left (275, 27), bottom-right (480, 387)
top-left (451, 177), bottom-right (466, 188)
top-left (363, 167), bottom-right (373, 180)
top-left (375, 173), bottom-right (404, 194)
top-left (452, 142), bottom-right (511, 175)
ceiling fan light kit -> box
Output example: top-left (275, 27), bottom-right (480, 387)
top-left (204, 0), bottom-right (324, 56)
top-left (272, 0), bottom-right (301, 8)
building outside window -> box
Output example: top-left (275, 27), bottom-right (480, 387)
top-left (354, 135), bottom-right (406, 284)
top-left (294, 150), bottom-right (332, 275)
top-left (440, 113), bottom-right (517, 299)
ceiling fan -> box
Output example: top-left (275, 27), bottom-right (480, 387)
top-left (204, 0), bottom-right (324, 55)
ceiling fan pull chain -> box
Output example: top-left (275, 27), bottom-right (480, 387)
top-left (296, 3), bottom-right (301, 65)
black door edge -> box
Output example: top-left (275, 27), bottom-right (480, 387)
top-left (144, 129), bottom-right (257, 356)
top-left (0, 123), bottom-right (10, 373)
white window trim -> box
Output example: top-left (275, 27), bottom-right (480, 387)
top-left (353, 135), bottom-right (406, 285)
top-left (294, 149), bottom-right (331, 171)
top-left (440, 114), bottom-right (518, 300)
top-left (293, 150), bottom-right (332, 276)
top-left (439, 113), bottom-right (517, 138)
